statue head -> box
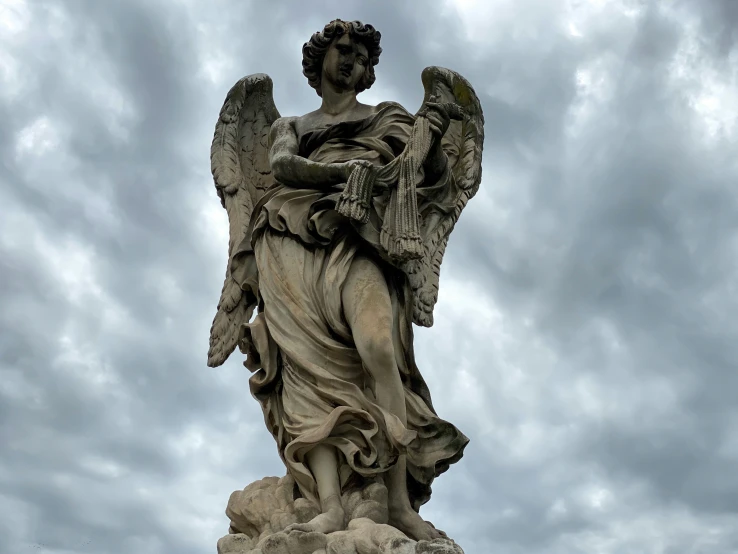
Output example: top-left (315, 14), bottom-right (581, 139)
top-left (302, 20), bottom-right (382, 97)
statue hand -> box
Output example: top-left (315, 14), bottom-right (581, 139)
top-left (340, 159), bottom-right (374, 181)
top-left (420, 95), bottom-right (464, 138)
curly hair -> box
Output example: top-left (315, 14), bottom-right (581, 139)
top-left (302, 19), bottom-right (382, 97)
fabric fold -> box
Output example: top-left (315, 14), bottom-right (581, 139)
top-left (236, 101), bottom-right (469, 510)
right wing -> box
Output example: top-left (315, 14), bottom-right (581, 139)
top-left (207, 74), bottom-right (280, 367)
top-left (407, 66), bottom-right (485, 327)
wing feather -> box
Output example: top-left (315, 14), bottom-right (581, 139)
top-left (207, 74), bottom-right (280, 367)
top-left (409, 66), bottom-right (485, 327)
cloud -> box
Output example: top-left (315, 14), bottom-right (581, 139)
top-left (1, 0), bottom-right (736, 553)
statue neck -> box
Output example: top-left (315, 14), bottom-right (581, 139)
top-left (320, 81), bottom-right (358, 116)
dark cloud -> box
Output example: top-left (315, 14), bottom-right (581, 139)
top-left (1, 0), bottom-right (736, 553)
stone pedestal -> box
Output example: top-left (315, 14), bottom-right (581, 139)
top-left (217, 475), bottom-right (464, 554)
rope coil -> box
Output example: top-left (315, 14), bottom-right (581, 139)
top-left (335, 114), bottom-right (434, 262)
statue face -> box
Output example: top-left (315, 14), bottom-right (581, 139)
top-left (321, 33), bottom-right (369, 93)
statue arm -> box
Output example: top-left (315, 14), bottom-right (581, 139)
top-left (269, 118), bottom-right (349, 188)
top-left (423, 139), bottom-right (449, 180)
top-left (417, 100), bottom-right (456, 184)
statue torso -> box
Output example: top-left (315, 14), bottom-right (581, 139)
top-left (292, 103), bottom-right (380, 146)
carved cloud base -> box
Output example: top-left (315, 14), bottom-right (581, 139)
top-left (217, 475), bottom-right (464, 554)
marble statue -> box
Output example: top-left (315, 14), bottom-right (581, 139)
top-left (207, 19), bottom-right (484, 554)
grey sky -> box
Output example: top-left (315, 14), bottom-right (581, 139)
top-left (1, 0), bottom-right (737, 553)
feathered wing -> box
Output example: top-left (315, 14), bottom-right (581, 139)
top-left (207, 74), bottom-right (280, 367)
top-left (408, 66), bottom-right (485, 327)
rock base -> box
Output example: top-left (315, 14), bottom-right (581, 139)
top-left (217, 475), bottom-right (464, 554)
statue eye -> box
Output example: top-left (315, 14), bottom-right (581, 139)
top-left (358, 57), bottom-right (367, 66)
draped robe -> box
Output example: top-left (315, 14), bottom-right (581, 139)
top-left (234, 102), bottom-right (468, 511)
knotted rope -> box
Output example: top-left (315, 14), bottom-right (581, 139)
top-left (335, 114), bottom-right (434, 262)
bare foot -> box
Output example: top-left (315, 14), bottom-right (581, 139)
top-left (286, 500), bottom-right (345, 535)
top-left (389, 506), bottom-right (445, 542)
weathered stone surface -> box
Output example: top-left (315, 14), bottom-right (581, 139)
top-left (217, 533), bottom-right (254, 554)
top-left (227, 475), bottom-right (304, 538)
top-left (208, 18), bottom-right (482, 553)
top-left (415, 539), bottom-right (465, 554)
top-left (344, 482), bottom-right (389, 525)
top-left (217, 524), bottom-right (462, 554)
top-left (378, 537), bottom-right (415, 554)
top-left (218, 476), bottom-right (465, 553)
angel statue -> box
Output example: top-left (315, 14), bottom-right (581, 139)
top-left (207, 19), bottom-right (484, 543)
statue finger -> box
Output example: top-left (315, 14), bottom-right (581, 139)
top-left (424, 111), bottom-right (440, 125)
top-left (424, 113), bottom-right (442, 134)
top-left (444, 102), bottom-right (465, 120)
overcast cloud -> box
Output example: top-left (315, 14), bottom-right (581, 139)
top-left (1, 0), bottom-right (738, 553)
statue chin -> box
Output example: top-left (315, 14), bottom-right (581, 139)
top-left (325, 74), bottom-right (355, 93)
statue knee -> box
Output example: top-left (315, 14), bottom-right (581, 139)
top-left (362, 329), bottom-right (397, 378)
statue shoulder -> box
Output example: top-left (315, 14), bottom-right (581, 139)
top-left (269, 116), bottom-right (298, 140)
top-left (271, 115), bottom-right (298, 132)
top-left (292, 112), bottom-right (323, 139)
top-left (376, 100), bottom-right (411, 115)
top-left (268, 116), bottom-right (300, 153)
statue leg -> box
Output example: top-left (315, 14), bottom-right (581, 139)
top-left (286, 444), bottom-right (345, 534)
top-left (343, 255), bottom-right (444, 541)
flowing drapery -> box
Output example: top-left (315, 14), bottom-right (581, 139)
top-left (235, 102), bottom-right (468, 510)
